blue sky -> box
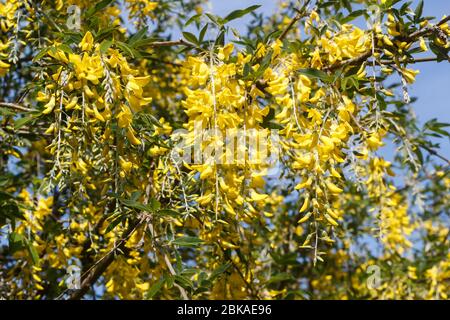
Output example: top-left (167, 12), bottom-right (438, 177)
top-left (207, 0), bottom-right (450, 157)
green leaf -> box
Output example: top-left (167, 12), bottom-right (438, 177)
top-left (166, 274), bottom-right (174, 289)
top-left (128, 27), bottom-right (148, 45)
top-left (33, 47), bottom-right (51, 62)
top-left (104, 214), bottom-right (125, 234)
top-left (0, 107), bottom-right (15, 116)
top-left (205, 13), bottom-right (222, 26)
top-left (172, 236), bottom-right (204, 247)
top-left (86, 0), bottom-right (114, 18)
top-left (120, 199), bottom-right (155, 212)
top-left (138, 112), bottom-right (163, 128)
top-left (253, 51), bottom-right (273, 79)
top-left (209, 262), bottom-right (232, 281)
top-left (0, 190), bottom-right (14, 201)
top-left (27, 242), bottom-right (40, 265)
top-left (158, 209), bottom-right (180, 217)
top-left (9, 232), bottom-right (26, 252)
top-left (146, 277), bottom-right (165, 299)
top-left (341, 10), bottom-right (365, 24)
top-left (174, 275), bottom-right (193, 289)
top-left (96, 26), bottom-right (119, 42)
top-left (182, 32), bottom-right (198, 45)
top-left (8, 232), bottom-right (39, 264)
top-left (57, 44), bottom-right (73, 54)
top-left (242, 63), bottom-right (251, 79)
top-left (223, 5), bottom-right (261, 23)
top-left (148, 198), bottom-right (161, 211)
top-left (414, 0), bottom-right (424, 22)
top-left (1, 201), bottom-right (23, 222)
top-left (99, 40), bottom-right (113, 54)
top-left (185, 14), bottom-right (202, 27)
top-left (298, 68), bottom-right (332, 83)
top-left (14, 114), bottom-right (35, 129)
top-left (199, 24), bottom-right (208, 43)
top-left (267, 272), bottom-right (294, 284)
top-left (215, 29), bottom-right (225, 46)
top-left (429, 42), bottom-right (449, 62)
top-left (115, 41), bottom-right (136, 58)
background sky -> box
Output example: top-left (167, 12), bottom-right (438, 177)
top-left (206, 0), bottom-right (450, 158)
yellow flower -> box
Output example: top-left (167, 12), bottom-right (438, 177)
top-left (125, 76), bottom-right (152, 112)
top-left (79, 31), bottom-right (94, 52)
top-left (126, 128), bottom-right (141, 145)
top-left (419, 37), bottom-right (428, 51)
top-left (367, 132), bottom-right (384, 150)
top-left (218, 43), bottom-right (234, 60)
top-left (117, 104), bottom-right (133, 128)
top-left (325, 180), bottom-right (343, 194)
top-left (42, 96), bottom-right (56, 114)
top-left (401, 68), bottom-right (420, 84)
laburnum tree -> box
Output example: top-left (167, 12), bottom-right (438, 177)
top-left (0, 0), bottom-right (449, 300)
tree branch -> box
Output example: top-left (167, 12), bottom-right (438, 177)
top-left (323, 51), bottom-right (372, 71)
top-left (420, 145), bottom-right (450, 165)
top-left (323, 15), bottom-right (450, 72)
top-left (408, 15), bottom-right (450, 40)
top-left (68, 219), bottom-right (142, 300)
top-left (277, 0), bottom-right (312, 41)
top-left (380, 57), bottom-right (449, 64)
top-left (0, 102), bottom-right (32, 113)
top-left (148, 39), bottom-right (194, 48)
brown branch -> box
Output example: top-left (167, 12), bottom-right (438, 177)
top-left (437, 15), bottom-right (450, 26)
top-left (147, 57), bottom-right (183, 67)
top-left (79, 215), bottom-right (108, 274)
top-left (68, 219), bottom-right (142, 300)
top-left (323, 51), bottom-right (372, 71)
top-left (278, 0), bottom-right (312, 41)
top-left (0, 102), bottom-right (32, 113)
top-left (217, 245), bottom-right (260, 300)
top-left (408, 15), bottom-right (450, 40)
top-left (420, 145), bottom-right (450, 165)
top-left (396, 164), bottom-right (450, 193)
top-left (2, 127), bottom-right (50, 137)
top-left (148, 39), bottom-right (194, 48)
top-left (380, 57), bottom-right (449, 64)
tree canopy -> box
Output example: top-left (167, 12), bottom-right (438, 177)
top-left (0, 0), bottom-right (449, 300)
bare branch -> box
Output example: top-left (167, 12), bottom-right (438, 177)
top-left (323, 51), bottom-right (372, 71)
top-left (0, 102), bottom-right (32, 113)
top-left (68, 219), bottom-right (142, 300)
top-left (421, 145), bottom-right (450, 165)
top-left (380, 57), bottom-right (449, 64)
top-left (148, 39), bottom-right (194, 48)
top-left (278, 0), bottom-right (312, 41)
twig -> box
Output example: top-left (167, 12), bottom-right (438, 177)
top-left (0, 102), bottom-right (32, 112)
top-left (323, 15), bottom-right (450, 72)
top-left (30, 1), bottom-right (63, 33)
top-left (420, 145), bottom-right (450, 165)
top-left (380, 57), bottom-right (449, 64)
top-left (217, 245), bottom-right (260, 299)
top-left (408, 15), bottom-right (450, 40)
top-left (147, 57), bottom-right (183, 67)
top-left (396, 164), bottom-right (449, 193)
top-left (323, 51), bottom-right (371, 71)
top-left (162, 249), bottom-right (189, 300)
top-left (68, 219), bottom-right (142, 300)
top-left (148, 39), bottom-right (195, 48)
top-left (278, 0), bottom-right (312, 41)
